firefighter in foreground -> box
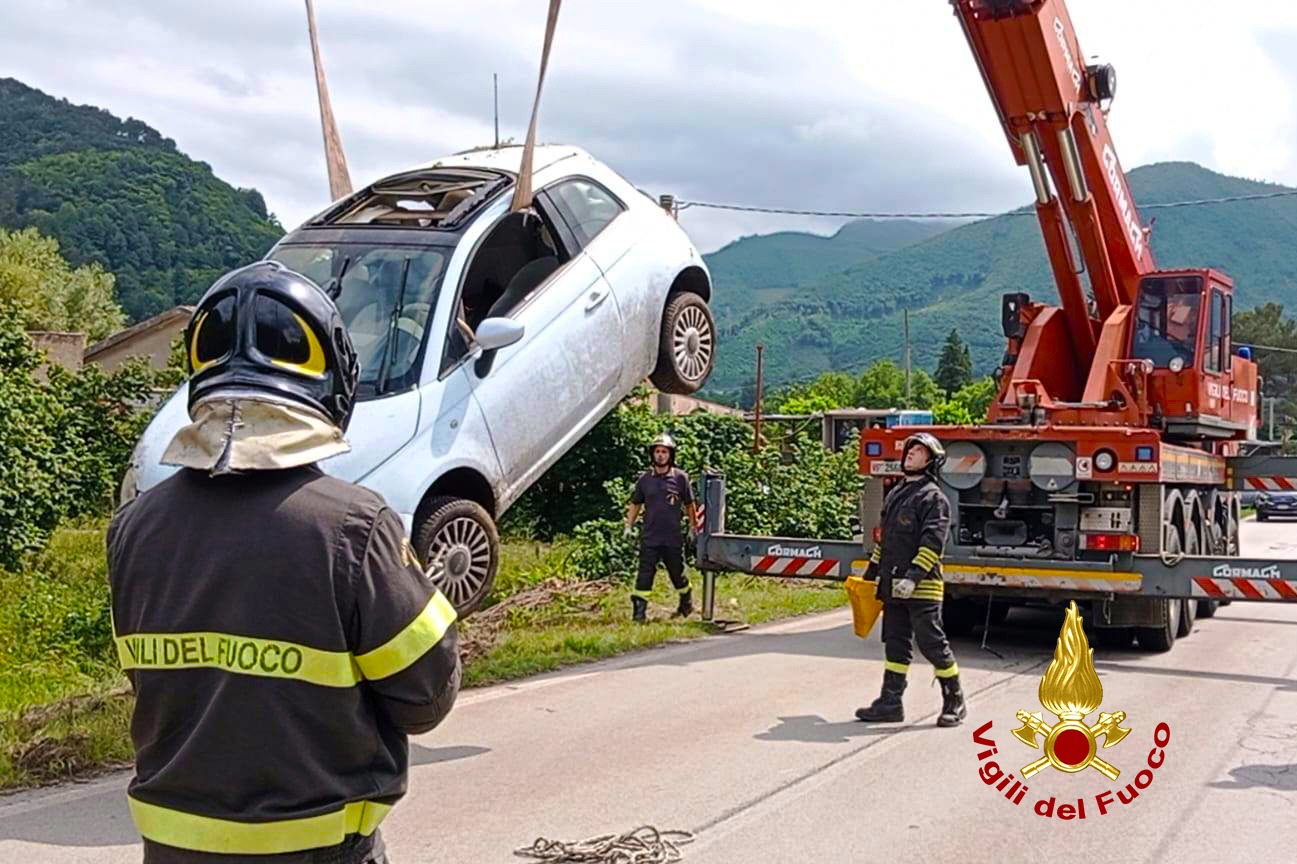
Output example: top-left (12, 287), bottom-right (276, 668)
top-left (856, 433), bottom-right (966, 728)
top-left (624, 433), bottom-right (698, 622)
top-left (108, 262), bottom-right (461, 864)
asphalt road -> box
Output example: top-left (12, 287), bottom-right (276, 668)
top-left (3, 521), bottom-right (1296, 863)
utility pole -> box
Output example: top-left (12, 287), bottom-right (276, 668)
top-left (493, 73), bottom-right (500, 149)
top-left (753, 344), bottom-right (765, 454)
top-left (904, 308), bottom-right (912, 408)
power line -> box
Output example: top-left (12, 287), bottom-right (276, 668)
top-left (675, 189), bottom-right (1297, 221)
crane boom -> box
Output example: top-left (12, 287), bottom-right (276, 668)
top-left (954, 0), bottom-right (1151, 322)
top-left (949, 0), bottom-right (1257, 441)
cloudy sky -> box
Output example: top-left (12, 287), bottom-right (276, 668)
top-left (4, 1), bottom-right (1296, 252)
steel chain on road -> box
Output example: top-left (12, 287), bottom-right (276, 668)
top-left (515, 826), bottom-right (695, 864)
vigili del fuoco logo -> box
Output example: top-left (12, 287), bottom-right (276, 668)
top-left (971, 602), bottom-right (1172, 819)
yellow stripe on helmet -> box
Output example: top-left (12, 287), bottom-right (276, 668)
top-left (188, 310), bottom-right (213, 373)
top-left (268, 312), bottom-right (328, 378)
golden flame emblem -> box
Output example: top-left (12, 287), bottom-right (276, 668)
top-left (1012, 601), bottom-right (1130, 779)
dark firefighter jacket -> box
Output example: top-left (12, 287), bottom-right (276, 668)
top-left (868, 475), bottom-right (952, 603)
top-left (106, 465), bottom-right (461, 862)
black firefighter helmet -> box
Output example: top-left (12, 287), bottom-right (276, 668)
top-left (185, 261), bottom-right (360, 431)
top-left (901, 432), bottom-right (947, 477)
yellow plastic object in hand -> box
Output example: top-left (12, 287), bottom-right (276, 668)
top-left (844, 576), bottom-right (884, 639)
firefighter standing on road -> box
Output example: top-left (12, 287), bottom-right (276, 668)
top-left (108, 262), bottom-right (461, 864)
top-left (856, 432), bottom-right (967, 728)
top-left (624, 433), bottom-right (698, 623)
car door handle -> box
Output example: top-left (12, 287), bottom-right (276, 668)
top-left (585, 288), bottom-right (610, 312)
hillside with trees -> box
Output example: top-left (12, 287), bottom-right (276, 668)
top-left (703, 162), bottom-right (1297, 400)
top-left (0, 78), bottom-right (283, 322)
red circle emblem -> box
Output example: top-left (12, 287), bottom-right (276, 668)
top-left (1053, 729), bottom-right (1091, 766)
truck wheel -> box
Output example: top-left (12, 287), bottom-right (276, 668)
top-left (1176, 524), bottom-right (1198, 638)
top-left (650, 291), bottom-right (715, 395)
top-left (1137, 526), bottom-right (1180, 652)
top-left (413, 496), bottom-right (499, 617)
top-left (1197, 599), bottom-right (1219, 618)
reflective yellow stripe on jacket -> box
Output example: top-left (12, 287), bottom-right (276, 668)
top-left (115, 591), bottom-right (457, 687)
top-left (910, 546), bottom-right (941, 573)
top-left (114, 632), bottom-right (361, 688)
top-left (356, 592), bottom-right (458, 680)
top-left (129, 796), bottom-right (391, 856)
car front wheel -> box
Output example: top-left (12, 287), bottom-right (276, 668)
top-left (413, 496), bottom-right (500, 618)
top-left (650, 291), bottom-right (715, 395)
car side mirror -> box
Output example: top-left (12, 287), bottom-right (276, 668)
top-left (475, 317), bottom-right (525, 351)
top-left (473, 317), bottom-right (525, 377)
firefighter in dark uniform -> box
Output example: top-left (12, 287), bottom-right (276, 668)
top-left (856, 432), bottom-right (967, 728)
top-left (623, 433), bottom-right (698, 623)
top-left (108, 262), bottom-right (461, 864)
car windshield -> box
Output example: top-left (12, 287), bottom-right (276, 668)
top-left (1132, 275), bottom-right (1202, 369)
top-left (269, 243), bottom-right (449, 398)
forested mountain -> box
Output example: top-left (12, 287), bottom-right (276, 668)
top-left (702, 162), bottom-right (1297, 399)
top-left (0, 78), bottom-right (283, 321)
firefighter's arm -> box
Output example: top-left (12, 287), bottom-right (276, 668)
top-left (351, 507), bottom-right (461, 736)
top-left (905, 490), bottom-right (951, 582)
top-left (625, 478), bottom-right (646, 535)
top-left (682, 472), bottom-right (698, 535)
top-left (863, 542), bottom-right (881, 581)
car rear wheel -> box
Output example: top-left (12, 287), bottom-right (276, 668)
top-left (650, 291), bottom-right (715, 395)
top-left (413, 496), bottom-right (499, 617)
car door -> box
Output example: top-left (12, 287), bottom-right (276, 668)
top-left (541, 177), bottom-right (653, 391)
top-left (459, 203), bottom-right (623, 505)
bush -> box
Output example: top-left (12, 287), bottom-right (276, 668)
top-left (0, 302), bottom-right (159, 567)
top-left (568, 518), bottom-right (641, 582)
top-left (558, 399), bottom-right (866, 581)
top-left (0, 521), bottom-right (115, 674)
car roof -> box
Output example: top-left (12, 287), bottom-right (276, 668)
top-left (415, 144), bottom-right (593, 177)
top-left (282, 144), bottom-right (625, 243)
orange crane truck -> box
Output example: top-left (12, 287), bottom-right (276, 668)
top-left (696, 0), bottom-right (1297, 652)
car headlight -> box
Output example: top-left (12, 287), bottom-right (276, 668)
top-left (1169, 357), bottom-right (1185, 373)
top-left (1093, 449), bottom-right (1117, 472)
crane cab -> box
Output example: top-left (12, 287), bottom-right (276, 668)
top-left (1131, 269), bottom-right (1260, 442)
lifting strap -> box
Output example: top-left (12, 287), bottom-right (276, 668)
top-left (511, 0), bottom-right (563, 212)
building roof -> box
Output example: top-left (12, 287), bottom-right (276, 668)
top-left (84, 305), bottom-right (194, 361)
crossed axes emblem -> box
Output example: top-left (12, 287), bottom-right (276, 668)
top-left (1012, 709), bottom-right (1132, 780)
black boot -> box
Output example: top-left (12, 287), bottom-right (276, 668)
top-left (632, 596), bottom-right (648, 624)
top-left (855, 670), bottom-right (907, 722)
top-left (674, 589), bottom-right (694, 618)
top-left (937, 675), bottom-right (967, 727)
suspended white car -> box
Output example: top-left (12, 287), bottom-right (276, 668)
top-left (127, 144), bottom-right (716, 615)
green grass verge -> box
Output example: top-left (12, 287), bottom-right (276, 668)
top-left (0, 527), bottom-right (844, 791)
top-left (0, 521), bottom-right (133, 789)
top-left (463, 573), bottom-right (845, 687)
